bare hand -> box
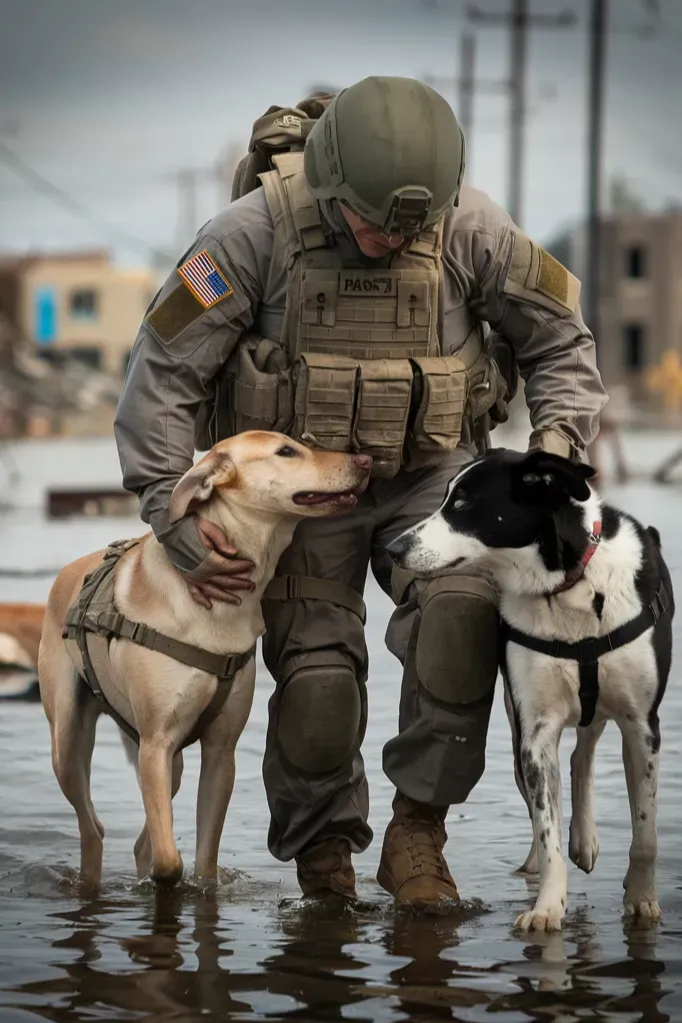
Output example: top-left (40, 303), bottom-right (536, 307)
top-left (187, 516), bottom-right (255, 609)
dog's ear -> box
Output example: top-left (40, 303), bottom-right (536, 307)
top-left (512, 451), bottom-right (596, 504)
top-left (168, 450), bottom-right (236, 523)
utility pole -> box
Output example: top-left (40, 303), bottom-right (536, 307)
top-left (509, 0), bottom-right (528, 229)
top-left (584, 0), bottom-right (608, 364)
top-left (466, 3), bottom-right (576, 229)
top-left (424, 33), bottom-right (509, 181)
top-left (457, 34), bottom-right (476, 149)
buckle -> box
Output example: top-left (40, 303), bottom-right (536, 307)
top-left (285, 576), bottom-right (301, 600)
top-left (579, 638), bottom-right (598, 665)
top-left (129, 621), bottom-right (148, 644)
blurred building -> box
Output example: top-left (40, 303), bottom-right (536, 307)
top-left (546, 206), bottom-right (682, 395)
top-left (0, 249), bottom-right (157, 378)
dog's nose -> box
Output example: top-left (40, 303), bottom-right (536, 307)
top-left (353, 454), bottom-right (373, 472)
top-left (386, 535), bottom-right (408, 564)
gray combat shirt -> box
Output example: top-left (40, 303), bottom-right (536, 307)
top-left (114, 184), bottom-right (608, 575)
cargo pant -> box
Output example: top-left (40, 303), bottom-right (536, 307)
top-left (261, 450), bottom-right (500, 862)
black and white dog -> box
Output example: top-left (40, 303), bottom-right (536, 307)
top-left (387, 449), bottom-right (674, 933)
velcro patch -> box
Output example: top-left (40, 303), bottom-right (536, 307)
top-left (503, 232), bottom-right (580, 318)
top-left (537, 249), bottom-right (569, 305)
top-left (178, 250), bottom-right (234, 309)
top-left (146, 283), bottom-right (206, 345)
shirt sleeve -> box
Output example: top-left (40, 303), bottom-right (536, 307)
top-left (444, 190), bottom-right (609, 459)
top-left (113, 193), bottom-right (273, 570)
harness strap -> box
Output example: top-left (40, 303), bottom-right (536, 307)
top-left (262, 574), bottom-right (367, 624)
top-left (63, 615), bottom-right (255, 748)
top-left (69, 610), bottom-right (254, 680)
top-left (62, 538), bottom-right (256, 747)
top-left (501, 584), bottom-right (670, 727)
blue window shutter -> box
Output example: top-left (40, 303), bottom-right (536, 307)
top-left (34, 288), bottom-right (57, 344)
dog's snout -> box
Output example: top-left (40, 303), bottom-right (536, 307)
top-left (352, 454), bottom-right (373, 472)
top-left (386, 535), bottom-right (409, 565)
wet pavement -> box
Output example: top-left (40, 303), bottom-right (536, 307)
top-left (0, 435), bottom-right (681, 1022)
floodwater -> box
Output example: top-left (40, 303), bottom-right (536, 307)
top-left (1, 432), bottom-right (682, 1023)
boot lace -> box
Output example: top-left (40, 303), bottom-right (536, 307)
top-left (401, 818), bottom-right (446, 875)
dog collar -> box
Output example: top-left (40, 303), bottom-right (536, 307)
top-left (550, 520), bottom-right (602, 596)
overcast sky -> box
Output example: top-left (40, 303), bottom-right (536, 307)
top-left (1, 0), bottom-right (680, 269)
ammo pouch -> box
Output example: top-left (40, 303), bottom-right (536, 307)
top-left (195, 336), bottom-right (293, 450)
top-left (228, 343), bottom-right (293, 436)
top-left (292, 353), bottom-right (413, 478)
top-left (290, 350), bottom-right (503, 478)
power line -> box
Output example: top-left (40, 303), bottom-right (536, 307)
top-left (0, 139), bottom-right (173, 263)
top-left (466, 3), bottom-right (577, 229)
top-left (424, 34), bottom-right (510, 180)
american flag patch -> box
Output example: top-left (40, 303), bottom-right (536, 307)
top-left (177, 250), bottom-right (234, 309)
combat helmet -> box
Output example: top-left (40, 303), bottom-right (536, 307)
top-left (303, 76), bottom-right (466, 237)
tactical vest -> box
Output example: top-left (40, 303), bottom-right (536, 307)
top-left (220, 152), bottom-right (506, 477)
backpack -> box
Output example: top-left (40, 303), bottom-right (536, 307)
top-left (231, 93), bottom-right (335, 202)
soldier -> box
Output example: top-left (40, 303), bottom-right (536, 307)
top-left (114, 76), bottom-right (608, 906)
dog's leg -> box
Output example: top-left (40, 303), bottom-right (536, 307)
top-left (131, 750), bottom-right (184, 881)
top-left (569, 719), bottom-right (607, 874)
top-left (137, 739), bottom-right (183, 887)
top-left (618, 714), bottom-right (661, 923)
top-left (47, 677), bottom-right (105, 887)
top-left (195, 737), bottom-right (236, 880)
top-left (514, 717), bottom-right (567, 933)
top-left (504, 683), bottom-right (538, 874)
top-left (194, 664), bottom-right (256, 880)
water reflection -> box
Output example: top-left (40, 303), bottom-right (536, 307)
top-left (6, 881), bottom-right (675, 1023)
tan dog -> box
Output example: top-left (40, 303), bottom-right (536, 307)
top-left (38, 432), bottom-right (371, 887)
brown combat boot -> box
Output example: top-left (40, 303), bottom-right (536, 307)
top-left (296, 836), bottom-right (357, 900)
top-left (377, 792), bottom-right (460, 907)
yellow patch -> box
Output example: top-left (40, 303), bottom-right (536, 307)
top-left (537, 249), bottom-right (569, 305)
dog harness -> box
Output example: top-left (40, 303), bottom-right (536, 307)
top-left (501, 583), bottom-right (671, 728)
top-left (62, 539), bottom-right (255, 747)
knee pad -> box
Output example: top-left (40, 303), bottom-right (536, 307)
top-left (277, 665), bottom-right (362, 772)
top-left (416, 573), bottom-right (499, 705)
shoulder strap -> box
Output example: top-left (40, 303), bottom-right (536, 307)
top-left (261, 152), bottom-right (328, 256)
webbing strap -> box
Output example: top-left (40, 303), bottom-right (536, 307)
top-left (62, 538), bottom-right (256, 747)
top-left (501, 584), bottom-right (670, 727)
top-left (263, 574), bottom-right (366, 624)
top-left (70, 611), bottom-right (254, 681)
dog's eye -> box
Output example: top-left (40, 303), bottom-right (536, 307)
top-left (453, 497), bottom-right (467, 510)
top-left (275, 445), bottom-right (299, 458)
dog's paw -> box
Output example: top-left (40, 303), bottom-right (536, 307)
top-left (514, 905), bottom-right (565, 933)
top-left (623, 898), bottom-right (662, 924)
top-left (569, 827), bottom-right (599, 874)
